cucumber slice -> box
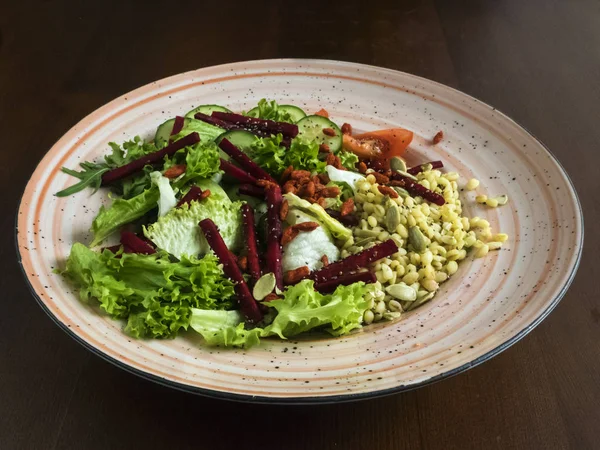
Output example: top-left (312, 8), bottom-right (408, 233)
top-left (215, 130), bottom-right (257, 154)
top-left (155, 117), bottom-right (192, 148)
top-left (296, 115), bottom-right (342, 152)
top-left (185, 104), bottom-right (232, 119)
top-left (246, 104), bottom-right (306, 123)
top-left (279, 105), bottom-right (307, 122)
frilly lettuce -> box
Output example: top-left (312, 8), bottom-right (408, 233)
top-left (63, 243), bottom-right (235, 338)
top-left (247, 99), bottom-right (293, 123)
top-left (249, 135), bottom-right (326, 176)
top-left (144, 180), bottom-right (242, 258)
top-left (189, 280), bottom-right (371, 348)
top-left (282, 209), bottom-right (339, 272)
top-left (283, 193), bottom-right (352, 241)
top-left (150, 172), bottom-right (177, 217)
top-left (178, 142), bottom-right (222, 186)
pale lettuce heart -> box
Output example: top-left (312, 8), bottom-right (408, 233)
top-left (282, 209), bottom-right (339, 272)
top-left (150, 171), bottom-right (177, 217)
top-left (325, 165), bottom-right (365, 193)
top-left (144, 180), bottom-right (242, 259)
top-left (283, 193), bottom-right (352, 241)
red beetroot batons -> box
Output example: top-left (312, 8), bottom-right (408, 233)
top-left (102, 132), bottom-right (200, 185)
top-left (211, 111), bottom-right (298, 138)
top-left (199, 218), bottom-right (263, 323)
top-left (241, 204), bottom-right (262, 284)
top-left (310, 239), bottom-right (399, 283)
top-left (218, 138), bottom-right (277, 183)
top-left (313, 270), bottom-right (376, 294)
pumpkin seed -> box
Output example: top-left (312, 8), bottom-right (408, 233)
top-left (383, 311), bottom-right (402, 321)
top-left (385, 282), bottom-right (417, 301)
top-left (354, 229), bottom-right (381, 238)
top-left (408, 226), bottom-right (427, 252)
top-left (395, 170), bottom-right (418, 181)
top-left (354, 236), bottom-right (376, 247)
top-left (385, 205), bottom-right (401, 233)
top-left (392, 186), bottom-right (410, 197)
top-left (407, 291), bottom-right (435, 311)
top-left (390, 156), bottom-right (407, 173)
top-left (493, 194), bottom-right (509, 205)
top-left (253, 272), bottom-right (276, 301)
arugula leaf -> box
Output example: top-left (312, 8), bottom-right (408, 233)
top-left (56, 164), bottom-right (109, 197)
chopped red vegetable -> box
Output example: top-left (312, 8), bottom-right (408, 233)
top-left (314, 270), bottom-right (376, 294)
top-left (406, 160), bottom-right (444, 175)
top-left (176, 185), bottom-right (203, 207)
top-left (390, 174), bottom-right (445, 206)
top-left (218, 138), bottom-right (277, 183)
top-left (241, 204), bottom-right (262, 283)
top-left (325, 208), bottom-right (359, 227)
top-left (238, 184), bottom-right (265, 199)
top-left (310, 239), bottom-right (399, 283)
top-left (102, 132), bottom-right (200, 185)
top-left (199, 219), bottom-right (263, 323)
top-left (170, 116), bottom-right (185, 136)
top-left (212, 111), bottom-right (299, 138)
top-left (263, 183), bottom-right (284, 290)
top-left (220, 159), bottom-right (258, 184)
top-left (120, 231), bottom-right (156, 255)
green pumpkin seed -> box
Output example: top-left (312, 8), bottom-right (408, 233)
top-left (392, 186), bottom-right (410, 197)
top-left (354, 229), bottom-right (381, 238)
top-left (383, 311), bottom-right (402, 320)
top-left (493, 194), bottom-right (509, 205)
top-left (385, 282), bottom-right (417, 301)
top-left (385, 205), bottom-right (401, 233)
top-left (396, 170), bottom-right (418, 181)
top-left (407, 291), bottom-right (435, 311)
top-left (354, 236), bottom-right (377, 247)
top-left (408, 226), bottom-right (427, 252)
top-left (253, 272), bottom-right (276, 301)
top-left (390, 156), bottom-right (407, 173)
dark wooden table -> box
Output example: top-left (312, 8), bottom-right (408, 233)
top-left (2, 1), bottom-right (598, 449)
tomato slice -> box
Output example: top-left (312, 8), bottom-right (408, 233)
top-left (342, 128), bottom-right (413, 168)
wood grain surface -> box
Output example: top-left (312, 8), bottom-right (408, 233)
top-left (1, 0), bottom-right (598, 449)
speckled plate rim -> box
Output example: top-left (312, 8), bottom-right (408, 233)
top-left (15, 59), bottom-right (584, 404)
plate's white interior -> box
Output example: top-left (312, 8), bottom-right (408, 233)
top-left (18, 60), bottom-right (582, 400)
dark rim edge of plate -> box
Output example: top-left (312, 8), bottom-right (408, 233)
top-left (14, 60), bottom-right (584, 405)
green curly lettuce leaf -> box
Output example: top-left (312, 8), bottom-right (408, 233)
top-left (246, 99), bottom-right (293, 123)
top-left (63, 243), bottom-right (235, 338)
top-left (189, 280), bottom-right (371, 348)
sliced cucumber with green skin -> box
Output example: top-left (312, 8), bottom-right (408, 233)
top-left (215, 130), bottom-right (257, 154)
top-left (246, 104), bottom-right (307, 123)
top-left (185, 104), bottom-right (232, 119)
top-left (296, 115), bottom-right (342, 152)
top-left (155, 117), bottom-right (192, 148)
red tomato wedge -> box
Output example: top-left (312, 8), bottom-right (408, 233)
top-left (342, 128), bottom-right (413, 168)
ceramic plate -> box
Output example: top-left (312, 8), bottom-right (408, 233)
top-left (16, 59), bottom-right (583, 403)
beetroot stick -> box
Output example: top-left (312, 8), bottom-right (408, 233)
top-left (102, 132), bottom-right (200, 185)
top-left (199, 219), bottom-right (263, 323)
top-left (218, 138), bottom-right (277, 183)
top-left (120, 231), bottom-right (156, 255)
top-left (314, 271), bottom-right (376, 294)
top-left (241, 204), bottom-right (262, 283)
top-left (310, 239), bottom-right (398, 283)
top-left (220, 159), bottom-right (258, 184)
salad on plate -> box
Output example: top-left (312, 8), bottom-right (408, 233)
top-left (57, 99), bottom-right (508, 348)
